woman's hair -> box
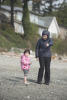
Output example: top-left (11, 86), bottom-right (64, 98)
top-left (24, 49), bottom-right (30, 54)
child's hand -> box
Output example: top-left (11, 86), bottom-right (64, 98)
top-left (29, 62), bottom-right (32, 65)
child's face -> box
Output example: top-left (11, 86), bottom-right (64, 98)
top-left (25, 52), bottom-right (30, 57)
top-left (42, 35), bottom-right (48, 40)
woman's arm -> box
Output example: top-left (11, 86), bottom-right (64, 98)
top-left (49, 38), bottom-right (53, 46)
top-left (35, 39), bottom-right (40, 58)
top-left (46, 38), bottom-right (53, 47)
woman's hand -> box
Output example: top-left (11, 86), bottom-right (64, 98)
top-left (36, 58), bottom-right (39, 61)
top-left (46, 43), bottom-right (49, 47)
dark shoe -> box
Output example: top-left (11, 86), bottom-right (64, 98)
top-left (44, 82), bottom-right (49, 85)
top-left (37, 81), bottom-right (42, 84)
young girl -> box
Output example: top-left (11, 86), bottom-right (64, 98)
top-left (21, 49), bottom-right (31, 84)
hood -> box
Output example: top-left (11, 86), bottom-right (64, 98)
top-left (42, 30), bottom-right (50, 38)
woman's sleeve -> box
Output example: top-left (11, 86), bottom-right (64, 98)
top-left (35, 40), bottom-right (40, 58)
top-left (49, 38), bottom-right (53, 46)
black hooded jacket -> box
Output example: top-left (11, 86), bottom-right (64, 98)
top-left (35, 30), bottom-right (53, 58)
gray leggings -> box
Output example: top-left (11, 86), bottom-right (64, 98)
top-left (23, 69), bottom-right (29, 76)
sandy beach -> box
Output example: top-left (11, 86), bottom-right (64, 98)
top-left (0, 53), bottom-right (67, 100)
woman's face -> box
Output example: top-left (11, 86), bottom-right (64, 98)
top-left (42, 35), bottom-right (48, 40)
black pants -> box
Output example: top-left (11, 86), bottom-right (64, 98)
top-left (37, 57), bottom-right (51, 83)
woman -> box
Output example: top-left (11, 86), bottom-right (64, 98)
top-left (35, 30), bottom-right (53, 85)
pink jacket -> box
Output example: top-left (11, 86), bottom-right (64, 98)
top-left (21, 54), bottom-right (30, 70)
